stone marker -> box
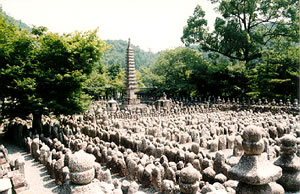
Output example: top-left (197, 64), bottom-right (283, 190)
top-left (274, 134), bottom-right (300, 192)
top-left (0, 178), bottom-right (12, 194)
top-left (69, 150), bottom-right (95, 185)
top-left (228, 125), bottom-right (284, 194)
top-left (179, 163), bottom-right (201, 194)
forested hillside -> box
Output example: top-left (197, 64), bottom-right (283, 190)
top-left (102, 40), bottom-right (158, 70)
top-left (0, 7), bottom-right (31, 31)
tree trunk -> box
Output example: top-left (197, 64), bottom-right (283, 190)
top-left (32, 113), bottom-right (43, 135)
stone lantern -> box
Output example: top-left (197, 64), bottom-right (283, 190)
top-left (155, 92), bottom-right (171, 112)
top-left (107, 98), bottom-right (117, 112)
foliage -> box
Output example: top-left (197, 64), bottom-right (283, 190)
top-left (105, 63), bottom-right (125, 97)
top-left (141, 47), bottom-right (250, 98)
top-left (0, 7), bottom-right (31, 31)
top-left (82, 67), bottom-right (109, 100)
top-left (102, 40), bottom-right (158, 70)
top-left (0, 14), bottom-right (107, 126)
top-left (182, 0), bottom-right (299, 65)
top-left (142, 47), bottom-right (208, 97)
top-left (206, 59), bottom-right (248, 98)
top-left (247, 41), bottom-right (299, 99)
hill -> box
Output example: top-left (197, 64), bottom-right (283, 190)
top-left (102, 40), bottom-right (158, 70)
top-left (0, 8), bottom-right (157, 71)
top-left (0, 7), bottom-right (31, 31)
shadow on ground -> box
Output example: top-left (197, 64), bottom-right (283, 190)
top-left (0, 131), bottom-right (62, 193)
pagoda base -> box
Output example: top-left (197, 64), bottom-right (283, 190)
top-left (123, 97), bottom-right (140, 106)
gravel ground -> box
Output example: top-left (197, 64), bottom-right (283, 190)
top-left (0, 127), bottom-right (61, 194)
top-left (0, 130), bottom-right (155, 194)
top-left (5, 143), bottom-right (62, 194)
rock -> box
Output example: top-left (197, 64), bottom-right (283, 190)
top-left (151, 167), bottom-right (162, 191)
top-left (224, 180), bottom-right (238, 191)
top-left (54, 158), bottom-right (64, 185)
top-left (202, 167), bottom-right (216, 183)
top-left (226, 135), bottom-right (235, 149)
top-left (102, 169), bottom-right (112, 184)
top-left (218, 135), bottom-right (226, 150)
top-left (127, 159), bottom-right (138, 180)
top-left (39, 144), bottom-right (50, 165)
top-left (9, 171), bottom-right (29, 193)
top-left (215, 173), bottom-right (227, 183)
top-left (69, 150), bottom-right (95, 172)
top-left (233, 136), bottom-right (243, 157)
top-left (200, 183), bottom-right (216, 194)
top-left (62, 179), bottom-right (103, 194)
top-left (31, 138), bottom-right (40, 161)
top-left (192, 159), bottom-right (201, 171)
top-left (112, 188), bottom-right (123, 194)
top-left (161, 180), bottom-right (175, 194)
top-left (62, 166), bottom-right (70, 183)
top-left (179, 164), bottom-right (201, 184)
top-left (191, 143), bottom-right (200, 154)
top-left (213, 182), bottom-right (225, 190)
top-left (128, 181), bottom-right (139, 194)
top-left (69, 150), bottom-right (95, 184)
top-left (274, 134), bottom-right (300, 192)
top-left (0, 178), bottom-right (12, 193)
top-left (99, 180), bottom-right (114, 193)
top-left (210, 139), bottom-right (218, 152)
top-left (121, 180), bottom-right (130, 194)
top-left (179, 164), bottom-right (201, 194)
top-left (228, 125), bottom-right (283, 194)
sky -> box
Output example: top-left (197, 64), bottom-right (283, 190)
top-left (0, 0), bottom-right (218, 52)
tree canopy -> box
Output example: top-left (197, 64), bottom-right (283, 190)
top-left (141, 48), bottom-right (208, 97)
top-left (181, 0), bottom-right (299, 66)
top-left (0, 14), bottom-right (107, 128)
top-left (102, 40), bottom-right (158, 70)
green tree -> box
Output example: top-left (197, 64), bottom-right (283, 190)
top-left (0, 7), bottom-right (31, 31)
top-left (206, 59), bottom-right (248, 98)
top-left (106, 63), bottom-right (125, 98)
top-left (182, 0), bottom-right (299, 66)
top-left (145, 47), bottom-right (208, 97)
top-left (82, 64), bottom-right (109, 100)
top-left (248, 41), bottom-right (299, 99)
top-left (102, 40), bottom-right (158, 70)
top-left (0, 15), bottom-right (107, 130)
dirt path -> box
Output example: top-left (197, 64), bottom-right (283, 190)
top-left (1, 134), bottom-right (61, 194)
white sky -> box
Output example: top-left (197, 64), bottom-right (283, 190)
top-left (0, 0), bottom-right (217, 52)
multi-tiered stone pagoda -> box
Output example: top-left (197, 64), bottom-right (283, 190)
top-left (123, 38), bottom-right (140, 106)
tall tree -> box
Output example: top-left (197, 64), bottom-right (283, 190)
top-left (247, 39), bottom-right (299, 99)
top-left (144, 47), bottom-right (208, 97)
top-left (182, 0), bottom-right (299, 66)
top-left (0, 14), bottom-right (107, 129)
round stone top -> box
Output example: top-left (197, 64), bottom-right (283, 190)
top-left (69, 150), bottom-right (95, 172)
top-left (108, 98), bottom-right (117, 104)
top-left (242, 125), bottom-right (263, 142)
top-left (180, 163), bottom-right (201, 184)
top-left (280, 134), bottom-right (296, 147)
top-left (279, 134), bottom-right (297, 155)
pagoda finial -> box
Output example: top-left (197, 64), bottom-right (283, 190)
top-left (128, 38), bottom-right (131, 48)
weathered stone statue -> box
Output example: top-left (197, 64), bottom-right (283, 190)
top-left (62, 150), bottom-right (103, 194)
top-left (69, 150), bottom-right (95, 184)
top-left (228, 125), bottom-right (284, 194)
top-left (179, 163), bottom-right (201, 194)
top-left (274, 134), bottom-right (300, 192)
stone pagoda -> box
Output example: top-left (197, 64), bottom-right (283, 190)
top-left (123, 38), bottom-right (140, 106)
